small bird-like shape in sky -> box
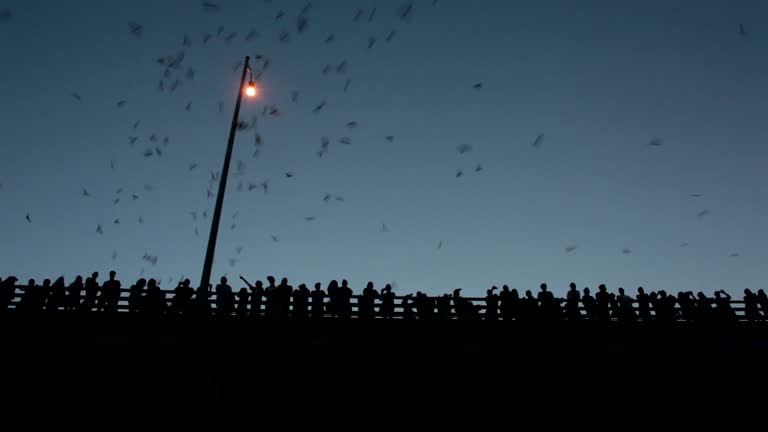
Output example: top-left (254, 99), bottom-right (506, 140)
top-left (457, 143), bottom-right (472, 155)
top-left (225, 32), bottom-right (238, 42)
top-left (325, 33), bottom-right (335, 43)
top-left (339, 137), bottom-right (352, 145)
top-left (385, 135), bottom-right (394, 142)
top-left (313, 100), bottom-right (326, 113)
top-left (291, 91), bottom-right (299, 103)
top-left (113, 198), bottom-right (120, 205)
top-left (437, 240), bottom-right (443, 249)
top-left (189, 163), bottom-right (198, 171)
top-left (344, 79), bottom-right (351, 92)
top-left (25, 213), bottom-right (31, 223)
top-left (113, 219), bottom-right (120, 225)
top-left (129, 22), bottom-right (143, 37)
top-left (96, 224), bottom-right (103, 234)
top-left (473, 82), bottom-right (483, 89)
top-left (697, 209), bottom-right (709, 218)
top-left (475, 163), bottom-right (483, 172)
top-left (399, 3), bottom-right (414, 21)
top-left (71, 92), bottom-right (82, 102)
top-left (304, 216), bottom-right (316, 222)
top-left (354, 9), bottom-right (364, 22)
top-left (381, 223), bottom-right (390, 233)
top-left (202, 32), bottom-right (212, 44)
top-left (368, 37), bottom-right (376, 49)
top-left (739, 23), bottom-right (747, 36)
top-left (131, 194), bottom-right (139, 200)
top-left (532, 134), bottom-right (544, 148)
top-left (680, 242), bottom-right (689, 248)
top-left (565, 245), bottom-right (578, 253)
top-left (201, 2), bottom-right (219, 12)
top-left (183, 33), bottom-right (192, 47)
top-left (346, 121), bottom-right (357, 128)
top-left (285, 172), bottom-right (294, 178)
top-left (138, 216), bottom-right (144, 224)
top-left (729, 252), bottom-right (740, 257)
top-left (275, 9), bottom-right (285, 21)
top-left (235, 246), bottom-right (243, 255)
top-left (112, 250), bottom-right (118, 260)
top-left (322, 193), bottom-right (331, 203)
top-left (297, 16), bottom-right (308, 33)
top-left (689, 194), bottom-right (703, 198)
top-left (369, 7), bottom-right (376, 22)
top-left (260, 180), bottom-right (269, 194)
top-left (271, 234), bottom-right (280, 243)
top-left (116, 100), bottom-right (127, 108)
top-left (82, 187), bottom-right (90, 197)
top-left (456, 169), bottom-right (463, 178)
top-left (386, 31), bottom-right (396, 42)
top-left (648, 137), bottom-right (663, 147)
top-left (621, 248), bottom-right (632, 255)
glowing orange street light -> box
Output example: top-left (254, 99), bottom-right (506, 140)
top-left (245, 80), bottom-right (257, 97)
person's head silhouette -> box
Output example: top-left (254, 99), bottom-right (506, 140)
top-left (220, 277), bottom-right (227, 285)
top-left (583, 287), bottom-right (591, 295)
top-left (540, 283), bottom-right (548, 292)
top-left (341, 279), bottom-right (348, 288)
top-left (618, 287), bottom-right (625, 296)
top-left (267, 276), bottom-right (275, 285)
top-left (638, 287), bottom-right (645, 295)
top-left (91, 272), bottom-right (99, 280)
top-left (569, 282), bottom-right (576, 291)
top-left (314, 282), bottom-right (321, 290)
top-left (109, 271), bottom-right (116, 280)
top-left (598, 284), bottom-right (607, 292)
top-left (366, 282), bottom-right (373, 290)
top-left (502, 285), bottom-right (510, 292)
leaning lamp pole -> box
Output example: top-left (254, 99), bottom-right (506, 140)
top-left (199, 56), bottom-right (258, 290)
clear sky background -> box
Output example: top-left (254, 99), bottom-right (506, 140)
top-left (1, 0), bottom-right (766, 296)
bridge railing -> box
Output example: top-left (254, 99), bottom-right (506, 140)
top-left (1, 285), bottom-right (759, 321)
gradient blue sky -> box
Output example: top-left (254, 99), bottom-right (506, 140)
top-left (1, 0), bottom-right (766, 296)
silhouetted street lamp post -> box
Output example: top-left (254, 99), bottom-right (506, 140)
top-left (199, 56), bottom-right (258, 290)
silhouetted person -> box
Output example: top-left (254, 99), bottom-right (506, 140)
top-left (453, 288), bottom-right (473, 320)
top-left (402, 294), bottom-right (415, 320)
top-left (18, 279), bottom-right (43, 313)
top-left (293, 284), bottom-right (310, 320)
top-left (65, 276), bottom-right (83, 311)
top-left (677, 291), bottom-right (696, 322)
top-left (170, 279), bottom-right (194, 316)
top-left (695, 292), bottom-right (713, 322)
top-left (128, 278), bottom-right (147, 313)
top-left (757, 289), bottom-right (768, 320)
top-left (743, 289), bottom-right (760, 322)
top-left (595, 284), bottom-right (611, 322)
top-left (81, 272), bottom-right (99, 312)
top-left (193, 283), bottom-right (212, 317)
top-left (240, 277), bottom-right (263, 318)
top-left (144, 279), bottom-right (165, 317)
top-left (263, 275), bottom-right (278, 319)
top-left (636, 287), bottom-right (650, 321)
top-left (436, 293), bottom-right (452, 319)
top-left (520, 290), bottom-right (537, 322)
top-left (483, 286), bottom-right (499, 321)
top-left (655, 291), bottom-right (677, 323)
top-left (326, 280), bottom-right (339, 319)
top-left (499, 285), bottom-right (515, 321)
top-left (47, 276), bottom-right (66, 312)
top-left (100, 271), bottom-right (121, 313)
top-left (339, 279), bottom-right (353, 319)
top-left (1, 276), bottom-right (19, 313)
top-left (565, 283), bottom-right (581, 321)
top-left (360, 282), bottom-right (378, 319)
top-left (236, 288), bottom-right (250, 317)
top-left (278, 278), bottom-right (293, 319)
top-left (714, 290), bottom-right (735, 322)
top-left (215, 277), bottom-right (234, 317)
top-left (311, 282), bottom-right (325, 319)
top-left (537, 283), bottom-right (559, 321)
top-left (582, 288), bottom-right (596, 320)
top-left (617, 287), bottom-right (636, 322)
top-left (379, 284), bottom-right (395, 319)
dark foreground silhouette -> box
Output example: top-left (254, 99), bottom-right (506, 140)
top-left (2, 273), bottom-right (768, 410)
top-left (2, 274), bottom-right (767, 322)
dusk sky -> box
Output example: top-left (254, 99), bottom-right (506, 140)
top-left (1, 0), bottom-right (767, 296)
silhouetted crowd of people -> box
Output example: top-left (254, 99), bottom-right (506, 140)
top-left (2, 273), bottom-right (768, 323)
